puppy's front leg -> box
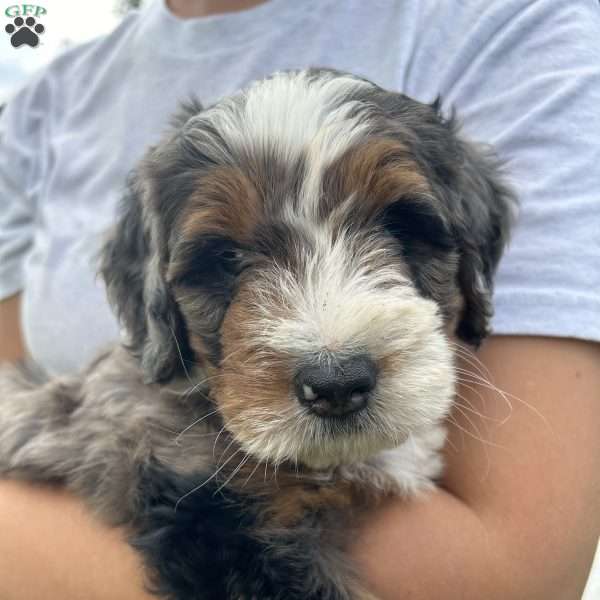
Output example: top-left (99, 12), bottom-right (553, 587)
top-left (250, 463), bottom-right (397, 600)
top-left (0, 362), bottom-right (86, 485)
top-left (0, 349), bottom-right (181, 525)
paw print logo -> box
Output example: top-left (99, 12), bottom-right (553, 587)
top-left (5, 16), bottom-right (45, 48)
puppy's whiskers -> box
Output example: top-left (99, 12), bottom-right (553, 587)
top-left (449, 341), bottom-right (493, 380)
top-left (241, 457), bottom-right (263, 489)
top-left (169, 325), bottom-right (192, 384)
top-left (455, 366), bottom-right (550, 430)
top-left (212, 423), bottom-right (230, 459)
top-left (174, 448), bottom-right (242, 511)
top-left (213, 453), bottom-right (251, 496)
top-left (174, 408), bottom-right (220, 445)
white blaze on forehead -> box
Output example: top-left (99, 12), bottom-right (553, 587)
top-left (196, 71), bottom-right (376, 215)
top-left (250, 225), bottom-right (439, 357)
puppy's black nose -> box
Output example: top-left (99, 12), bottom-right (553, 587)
top-left (295, 355), bottom-right (377, 417)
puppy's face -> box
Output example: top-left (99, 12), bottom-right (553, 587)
top-left (102, 70), bottom-right (515, 469)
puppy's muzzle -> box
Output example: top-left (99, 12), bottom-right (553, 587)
top-left (294, 355), bottom-right (377, 418)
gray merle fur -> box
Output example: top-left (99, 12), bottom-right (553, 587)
top-left (0, 69), bottom-right (516, 600)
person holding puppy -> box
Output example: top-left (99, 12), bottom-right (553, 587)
top-left (0, 0), bottom-right (599, 598)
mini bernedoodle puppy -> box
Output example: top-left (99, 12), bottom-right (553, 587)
top-left (0, 69), bottom-right (515, 600)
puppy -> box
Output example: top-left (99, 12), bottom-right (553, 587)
top-left (0, 69), bottom-right (515, 600)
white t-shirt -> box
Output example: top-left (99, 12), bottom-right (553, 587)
top-left (0, 0), bottom-right (599, 376)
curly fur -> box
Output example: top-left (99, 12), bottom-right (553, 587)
top-left (0, 69), bottom-right (515, 600)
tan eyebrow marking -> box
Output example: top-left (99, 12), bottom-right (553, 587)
top-left (180, 166), bottom-right (262, 244)
top-left (320, 138), bottom-right (434, 223)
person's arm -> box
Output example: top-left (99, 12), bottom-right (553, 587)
top-left (352, 336), bottom-right (600, 600)
top-left (0, 481), bottom-right (155, 600)
top-left (1, 337), bottom-right (597, 600)
top-left (0, 293), bottom-right (26, 363)
top-left (0, 296), bottom-right (153, 600)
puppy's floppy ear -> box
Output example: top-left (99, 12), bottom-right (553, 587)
top-left (440, 111), bottom-right (517, 346)
top-left (100, 174), bottom-right (188, 383)
top-left (367, 88), bottom-right (516, 346)
top-left (100, 98), bottom-right (204, 382)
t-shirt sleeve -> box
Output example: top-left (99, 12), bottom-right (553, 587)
top-left (420, 0), bottom-right (600, 342)
top-left (0, 73), bottom-right (49, 300)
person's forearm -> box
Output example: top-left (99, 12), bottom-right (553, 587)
top-left (0, 480), bottom-right (153, 600)
top-left (0, 293), bottom-right (25, 363)
top-left (2, 336), bottom-right (598, 599)
top-left (350, 337), bottom-right (600, 600)
top-left (352, 488), bottom-right (591, 600)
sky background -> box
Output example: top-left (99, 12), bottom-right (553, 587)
top-left (0, 0), bottom-right (135, 103)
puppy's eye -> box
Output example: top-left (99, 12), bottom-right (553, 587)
top-left (380, 199), bottom-right (455, 251)
top-left (170, 237), bottom-right (245, 288)
top-left (210, 242), bottom-right (243, 270)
